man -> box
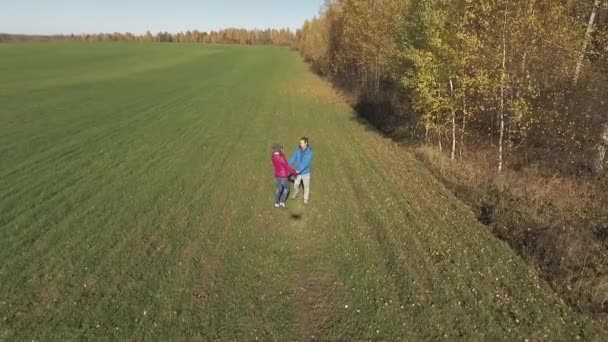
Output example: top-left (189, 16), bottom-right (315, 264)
top-left (289, 137), bottom-right (314, 204)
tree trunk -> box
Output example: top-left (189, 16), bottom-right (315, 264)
top-left (595, 145), bottom-right (607, 175)
top-left (508, 88), bottom-right (514, 144)
top-left (593, 123), bottom-right (608, 175)
top-left (498, 4), bottom-right (508, 173)
top-left (573, 0), bottom-right (600, 86)
top-left (460, 101), bottom-right (467, 158)
top-left (438, 133), bottom-right (443, 153)
top-left (450, 79), bottom-right (456, 161)
top-left (451, 114), bottom-right (457, 160)
top-left (375, 55), bottom-right (381, 96)
top-left (490, 111), bottom-right (494, 147)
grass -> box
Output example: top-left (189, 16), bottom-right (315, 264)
top-left (0, 42), bottom-right (605, 340)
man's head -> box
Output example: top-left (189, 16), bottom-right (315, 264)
top-left (299, 137), bottom-right (309, 150)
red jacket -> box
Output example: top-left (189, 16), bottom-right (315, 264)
top-left (272, 152), bottom-right (297, 177)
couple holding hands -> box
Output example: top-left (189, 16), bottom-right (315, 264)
top-left (271, 137), bottom-right (313, 208)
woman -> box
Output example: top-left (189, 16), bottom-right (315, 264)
top-left (271, 143), bottom-right (298, 208)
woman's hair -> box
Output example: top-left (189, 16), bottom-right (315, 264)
top-left (272, 143), bottom-right (283, 152)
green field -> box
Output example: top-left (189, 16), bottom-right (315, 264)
top-left (0, 43), bottom-right (603, 340)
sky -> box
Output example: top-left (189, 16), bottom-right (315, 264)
top-left (0, 0), bottom-right (325, 35)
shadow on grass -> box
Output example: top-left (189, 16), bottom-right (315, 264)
top-left (348, 100), bottom-right (422, 148)
top-left (305, 64), bottom-right (418, 147)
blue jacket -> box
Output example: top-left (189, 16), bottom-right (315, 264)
top-left (289, 146), bottom-right (313, 175)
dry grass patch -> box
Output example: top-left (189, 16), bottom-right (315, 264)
top-left (414, 145), bottom-right (608, 316)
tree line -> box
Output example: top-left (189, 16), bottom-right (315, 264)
top-left (295, 0), bottom-right (608, 176)
top-left (0, 28), bottom-right (295, 46)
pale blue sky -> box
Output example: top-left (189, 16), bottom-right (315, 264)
top-left (0, 0), bottom-right (325, 35)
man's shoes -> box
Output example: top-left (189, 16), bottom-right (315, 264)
top-left (279, 202), bottom-right (286, 208)
top-left (304, 199), bottom-right (309, 205)
top-left (274, 203), bottom-right (280, 208)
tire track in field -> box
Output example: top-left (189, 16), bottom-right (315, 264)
top-left (289, 98), bottom-right (422, 339)
top-left (272, 62), bottom-right (595, 339)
